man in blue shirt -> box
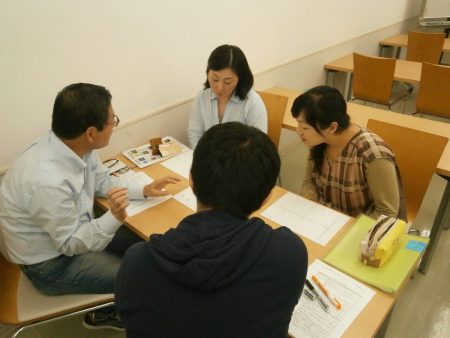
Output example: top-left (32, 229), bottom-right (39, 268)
top-left (0, 83), bottom-right (179, 330)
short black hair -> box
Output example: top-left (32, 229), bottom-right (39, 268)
top-left (291, 85), bottom-right (350, 172)
top-left (203, 45), bottom-right (254, 100)
top-left (191, 122), bottom-right (280, 219)
top-left (52, 83), bottom-right (112, 139)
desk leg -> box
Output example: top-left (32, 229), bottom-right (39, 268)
top-left (395, 47), bottom-right (402, 59)
top-left (379, 45), bottom-right (395, 58)
top-left (439, 51), bottom-right (444, 65)
top-left (346, 73), bottom-right (353, 102)
top-left (443, 177), bottom-right (450, 229)
top-left (375, 304), bottom-right (394, 338)
top-left (444, 207), bottom-right (450, 230)
top-left (419, 177), bottom-right (450, 274)
top-left (326, 70), bottom-right (336, 87)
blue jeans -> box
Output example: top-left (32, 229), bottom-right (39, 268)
top-left (21, 226), bottom-right (141, 295)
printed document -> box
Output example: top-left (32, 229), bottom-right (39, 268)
top-left (173, 187), bottom-right (197, 211)
top-left (119, 171), bottom-right (170, 216)
top-left (161, 150), bottom-right (193, 179)
top-left (261, 192), bottom-right (350, 245)
top-left (289, 260), bottom-right (376, 338)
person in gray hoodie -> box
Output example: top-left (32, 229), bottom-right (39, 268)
top-left (115, 121), bottom-right (308, 338)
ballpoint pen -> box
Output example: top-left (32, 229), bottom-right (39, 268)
top-left (312, 275), bottom-right (342, 310)
top-left (305, 279), bottom-right (329, 312)
top-left (303, 288), bottom-right (315, 301)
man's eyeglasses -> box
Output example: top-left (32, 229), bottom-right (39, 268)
top-left (112, 114), bottom-right (120, 127)
top-left (104, 159), bottom-right (119, 168)
top-left (103, 158), bottom-right (136, 176)
top-left (110, 166), bottom-right (131, 176)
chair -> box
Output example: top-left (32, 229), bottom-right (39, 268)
top-left (406, 31), bottom-right (445, 64)
top-left (0, 252), bottom-right (114, 337)
top-left (366, 119), bottom-right (448, 222)
top-left (416, 62), bottom-right (450, 119)
top-left (257, 91), bottom-right (289, 186)
top-left (351, 53), bottom-right (408, 110)
top-left (257, 91), bottom-right (289, 149)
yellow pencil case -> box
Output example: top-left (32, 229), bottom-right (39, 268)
top-left (360, 215), bottom-right (406, 268)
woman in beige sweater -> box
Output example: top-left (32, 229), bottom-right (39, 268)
top-left (291, 85), bottom-right (406, 220)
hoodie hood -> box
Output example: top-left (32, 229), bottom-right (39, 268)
top-left (147, 209), bottom-right (272, 291)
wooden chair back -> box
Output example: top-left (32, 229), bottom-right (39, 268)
top-left (352, 53), bottom-right (396, 105)
top-left (366, 119), bottom-right (448, 221)
top-left (406, 31), bottom-right (445, 64)
top-left (416, 62), bottom-right (450, 118)
top-left (257, 91), bottom-right (289, 148)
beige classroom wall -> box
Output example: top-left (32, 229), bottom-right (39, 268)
top-left (95, 16), bottom-right (418, 163)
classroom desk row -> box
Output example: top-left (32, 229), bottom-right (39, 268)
top-left (379, 33), bottom-right (450, 59)
top-left (323, 53), bottom-right (421, 100)
top-left (265, 86), bottom-right (450, 275)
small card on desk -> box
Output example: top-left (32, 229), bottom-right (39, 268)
top-left (406, 240), bottom-right (427, 252)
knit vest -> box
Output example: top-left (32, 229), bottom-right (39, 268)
top-left (311, 130), bottom-right (407, 219)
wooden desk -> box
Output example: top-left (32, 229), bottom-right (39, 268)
top-left (100, 149), bottom-right (415, 338)
top-left (323, 53), bottom-right (422, 100)
top-left (379, 33), bottom-right (450, 59)
top-left (265, 86), bottom-right (450, 274)
top-left (108, 155), bottom-right (355, 261)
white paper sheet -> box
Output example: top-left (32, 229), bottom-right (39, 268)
top-left (261, 192), bottom-right (350, 245)
top-left (173, 187), bottom-right (197, 211)
top-left (289, 260), bottom-right (376, 338)
top-left (161, 150), bottom-right (193, 179)
top-left (118, 171), bottom-right (171, 216)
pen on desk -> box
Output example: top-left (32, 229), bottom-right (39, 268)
top-left (305, 279), bottom-right (329, 312)
top-left (312, 275), bottom-right (342, 310)
top-left (303, 288), bottom-right (315, 301)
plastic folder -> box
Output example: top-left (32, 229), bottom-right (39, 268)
top-left (323, 214), bottom-right (429, 293)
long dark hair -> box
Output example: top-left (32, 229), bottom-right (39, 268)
top-left (203, 45), bottom-right (254, 100)
top-left (291, 86), bottom-right (349, 172)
